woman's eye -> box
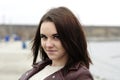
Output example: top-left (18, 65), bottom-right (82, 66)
top-left (40, 34), bottom-right (47, 39)
top-left (53, 34), bottom-right (60, 39)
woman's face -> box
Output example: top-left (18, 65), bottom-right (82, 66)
top-left (40, 21), bottom-right (68, 62)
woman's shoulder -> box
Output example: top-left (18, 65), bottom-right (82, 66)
top-left (67, 62), bottom-right (94, 80)
top-left (19, 60), bottom-right (51, 80)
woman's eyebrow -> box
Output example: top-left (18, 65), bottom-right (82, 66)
top-left (52, 33), bottom-right (59, 36)
top-left (40, 33), bottom-right (59, 37)
top-left (40, 34), bottom-right (46, 37)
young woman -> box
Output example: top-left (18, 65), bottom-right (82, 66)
top-left (19, 6), bottom-right (94, 80)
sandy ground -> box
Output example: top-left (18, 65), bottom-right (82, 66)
top-left (0, 41), bottom-right (33, 80)
top-left (0, 52), bottom-right (33, 80)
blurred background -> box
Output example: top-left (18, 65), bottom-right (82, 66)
top-left (0, 0), bottom-right (120, 80)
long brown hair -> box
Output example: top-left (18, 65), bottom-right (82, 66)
top-left (32, 6), bottom-right (92, 75)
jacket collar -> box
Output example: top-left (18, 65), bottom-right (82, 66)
top-left (33, 60), bottom-right (84, 71)
top-left (32, 59), bottom-right (51, 69)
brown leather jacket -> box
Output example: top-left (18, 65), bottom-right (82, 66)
top-left (19, 60), bottom-right (94, 80)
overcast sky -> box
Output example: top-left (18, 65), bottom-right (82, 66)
top-left (0, 0), bottom-right (120, 26)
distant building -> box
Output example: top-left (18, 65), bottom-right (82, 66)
top-left (0, 24), bottom-right (37, 40)
top-left (0, 24), bottom-right (120, 41)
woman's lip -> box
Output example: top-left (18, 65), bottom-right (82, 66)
top-left (46, 50), bottom-right (57, 53)
top-left (46, 50), bottom-right (57, 52)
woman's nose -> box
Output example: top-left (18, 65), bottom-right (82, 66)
top-left (45, 39), bottom-right (54, 48)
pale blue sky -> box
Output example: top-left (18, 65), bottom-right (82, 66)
top-left (0, 0), bottom-right (120, 26)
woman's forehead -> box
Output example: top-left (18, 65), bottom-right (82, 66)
top-left (40, 21), bottom-right (58, 35)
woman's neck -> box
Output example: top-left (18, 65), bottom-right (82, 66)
top-left (51, 61), bottom-right (65, 66)
top-left (51, 57), bottom-right (68, 67)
